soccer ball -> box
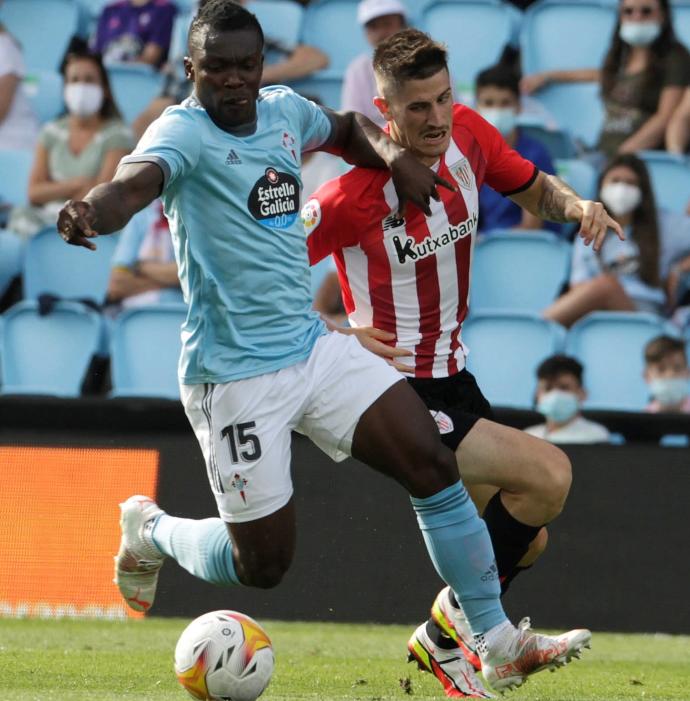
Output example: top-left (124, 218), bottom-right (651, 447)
top-left (174, 610), bottom-right (274, 701)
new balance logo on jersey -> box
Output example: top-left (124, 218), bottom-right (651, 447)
top-left (392, 211), bottom-right (478, 264)
top-left (383, 213), bottom-right (405, 231)
top-left (225, 149), bottom-right (242, 165)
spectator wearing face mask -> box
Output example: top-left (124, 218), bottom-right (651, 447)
top-left (544, 154), bottom-right (690, 327)
top-left (474, 64), bottom-right (558, 234)
top-left (341, 0), bottom-right (408, 127)
top-left (8, 46), bottom-right (133, 238)
top-left (644, 335), bottom-right (690, 413)
top-left (521, 0), bottom-right (690, 157)
top-left (525, 355), bottom-right (610, 444)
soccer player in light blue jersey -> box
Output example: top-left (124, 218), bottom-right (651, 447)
top-left (58, 2), bottom-right (589, 694)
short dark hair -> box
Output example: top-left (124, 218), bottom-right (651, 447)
top-left (475, 64), bottom-right (520, 98)
top-left (189, 0), bottom-right (264, 52)
top-left (644, 335), bottom-right (688, 365)
top-left (537, 355), bottom-right (584, 385)
top-left (373, 28), bottom-right (448, 93)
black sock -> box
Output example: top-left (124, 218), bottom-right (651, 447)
top-left (482, 492), bottom-right (542, 595)
top-left (425, 618), bottom-right (459, 649)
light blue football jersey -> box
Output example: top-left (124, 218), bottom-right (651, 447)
top-left (120, 86), bottom-right (334, 384)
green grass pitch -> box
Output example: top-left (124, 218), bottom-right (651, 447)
top-left (0, 618), bottom-right (688, 701)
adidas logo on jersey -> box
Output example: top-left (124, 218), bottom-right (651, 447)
top-left (392, 211), bottom-right (478, 264)
top-left (225, 149), bottom-right (242, 165)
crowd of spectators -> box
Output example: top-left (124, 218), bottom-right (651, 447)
top-left (0, 0), bottom-right (689, 431)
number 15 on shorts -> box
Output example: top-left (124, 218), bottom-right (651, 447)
top-left (221, 421), bottom-right (263, 463)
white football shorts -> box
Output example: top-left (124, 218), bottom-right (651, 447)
top-left (180, 331), bottom-right (403, 523)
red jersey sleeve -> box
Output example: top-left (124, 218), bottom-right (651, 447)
top-left (459, 105), bottom-right (539, 195)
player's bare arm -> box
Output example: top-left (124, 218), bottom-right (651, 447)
top-left (57, 162), bottom-right (163, 250)
top-left (510, 171), bottom-right (625, 251)
top-left (327, 110), bottom-right (456, 217)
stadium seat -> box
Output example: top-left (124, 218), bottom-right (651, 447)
top-left (532, 82), bottom-right (605, 149)
top-left (22, 70), bottom-right (64, 124)
top-left (301, 1), bottom-right (369, 75)
top-left (23, 227), bottom-right (119, 304)
top-left (520, 0), bottom-right (617, 76)
top-left (555, 158), bottom-right (598, 201)
top-left (0, 149), bottom-right (33, 207)
top-left (0, 300), bottom-right (102, 396)
top-left (519, 124), bottom-right (577, 159)
top-left (107, 64), bottom-right (166, 125)
top-left (565, 311), bottom-right (677, 411)
top-left (290, 74), bottom-right (343, 110)
top-left (462, 311), bottom-right (566, 408)
top-left (0, 0), bottom-right (79, 71)
top-left (672, 1), bottom-right (690, 51)
top-left (422, 0), bottom-right (516, 95)
top-left (247, 0), bottom-right (304, 51)
top-left (470, 231), bottom-right (571, 313)
top-left (637, 151), bottom-right (690, 215)
top-left (110, 303), bottom-right (186, 400)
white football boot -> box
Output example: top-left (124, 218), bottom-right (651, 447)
top-left (113, 495), bottom-right (165, 613)
top-left (481, 617), bottom-right (592, 692)
top-left (431, 586), bottom-right (482, 670)
top-left (408, 623), bottom-right (495, 699)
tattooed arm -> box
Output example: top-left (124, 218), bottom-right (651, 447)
top-left (509, 171), bottom-right (625, 250)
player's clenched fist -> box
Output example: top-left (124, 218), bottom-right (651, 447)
top-left (57, 200), bottom-right (99, 250)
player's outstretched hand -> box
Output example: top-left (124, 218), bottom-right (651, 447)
top-left (566, 199), bottom-right (625, 251)
top-left (344, 326), bottom-right (414, 374)
top-left (391, 150), bottom-right (456, 218)
top-left (57, 200), bottom-right (99, 250)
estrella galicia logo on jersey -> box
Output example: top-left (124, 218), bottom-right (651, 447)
top-left (392, 211), bottom-right (478, 264)
top-left (247, 167), bottom-right (300, 229)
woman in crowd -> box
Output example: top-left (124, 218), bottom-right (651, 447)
top-left (10, 47), bottom-right (132, 237)
top-left (522, 0), bottom-right (690, 156)
top-left (543, 154), bottom-right (690, 326)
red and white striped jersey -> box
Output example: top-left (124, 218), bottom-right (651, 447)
top-left (306, 104), bottom-right (537, 379)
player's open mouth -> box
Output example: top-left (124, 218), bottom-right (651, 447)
top-left (422, 130), bottom-right (446, 143)
top-left (223, 98), bottom-right (250, 107)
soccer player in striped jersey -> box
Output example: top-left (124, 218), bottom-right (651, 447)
top-left (306, 29), bottom-right (622, 697)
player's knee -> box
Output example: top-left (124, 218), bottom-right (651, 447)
top-left (535, 445), bottom-right (572, 519)
top-left (404, 440), bottom-right (459, 498)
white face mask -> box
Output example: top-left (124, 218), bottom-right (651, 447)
top-left (600, 182), bottom-right (642, 217)
top-left (619, 21), bottom-right (662, 46)
top-left (648, 377), bottom-right (690, 406)
top-left (537, 390), bottom-right (580, 424)
top-left (64, 82), bottom-right (104, 118)
top-left (479, 107), bottom-right (518, 137)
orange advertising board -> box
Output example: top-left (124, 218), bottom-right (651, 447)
top-left (0, 446), bottom-right (159, 619)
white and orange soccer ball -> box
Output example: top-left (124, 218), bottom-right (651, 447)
top-left (174, 610), bottom-right (274, 701)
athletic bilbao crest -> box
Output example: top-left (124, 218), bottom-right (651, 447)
top-left (430, 410), bottom-right (455, 435)
top-left (247, 167), bottom-right (300, 230)
top-left (449, 157), bottom-right (472, 190)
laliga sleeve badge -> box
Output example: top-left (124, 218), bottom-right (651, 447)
top-left (301, 198), bottom-right (321, 234)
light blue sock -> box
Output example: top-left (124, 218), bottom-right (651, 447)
top-left (151, 515), bottom-right (240, 587)
top-left (411, 482), bottom-right (507, 636)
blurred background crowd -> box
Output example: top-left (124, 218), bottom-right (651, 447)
top-left (0, 0), bottom-right (689, 444)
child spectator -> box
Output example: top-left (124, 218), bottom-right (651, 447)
top-left (644, 335), bottom-right (690, 412)
top-left (107, 199), bottom-right (182, 309)
top-left (525, 355), bottom-right (611, 444)
top-left (0, 20), bottom-right (39, 150)
top-left (522, 0), bottom-right (690, 157)
top-left (544, 154), bottom-right (690, 327)
top-left (474, 64), bottom-right (558, 234)
top-left (9, 46), bottom-right (132, 238)
top-left (93, 0), bottom-right (178, 68)
top-left (341, 0), bottom-right (407, 127)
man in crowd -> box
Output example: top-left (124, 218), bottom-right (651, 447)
top-left (644, 335), bottom-right (690, 413)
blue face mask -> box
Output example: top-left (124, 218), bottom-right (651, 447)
top-left (648, 377), bottom-right (690, 406)
top-left (537, 390), bottom-right (580, 423)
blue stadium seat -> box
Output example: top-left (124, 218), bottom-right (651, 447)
top-left (110, 303), bottom-right (186, 399)
top-left (555, 158), bottom-right (598, 201)
top-left (532, 82), bottom-right (605, 149)
top-left (22, 70), bottom-right (63, 124)
top-left (0, 149), bottom-right (34, 207)
top-left (0, 232), bottom-right (23, 298)
top-left (290, 74), bottom-right (343, 110)
top-left (0, 0), bottom-right (79, 71)
top-left (422, 0), bottom-right (516, 94)
top-left (248, 0), bottom-right (304, 51)
top-left (519, 124), bottom-right (576, 159)
top-left (520, 0), bottom-right (617, 76)
top-left (672, 1), bottom-right (690, 51)
top-left (565, 311), bottom-right (677, 411)
top-left (23, 227), bottom-right (119, 304)
top-left (470, 231), bottom-right (571, 312)
top-left (107, 64), bottom-right (166, 125)
top-left (0, 300), bottom-right (102, 396)
top-left (301, 1), bottom-right (369, 75)
top-left (637, 151), bottom-right (690, 215)
top-left (462, 311), bottom-right (566, 408)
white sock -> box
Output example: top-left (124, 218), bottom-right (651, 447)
top-left (475, 619), bottom-right (515, 659)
